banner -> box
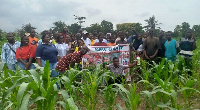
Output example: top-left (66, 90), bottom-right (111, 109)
top-left (82, 44), bottom-right (131, 81)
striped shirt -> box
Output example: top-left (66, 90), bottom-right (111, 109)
top-left (179, 38), bottom-right (195, 59)
top-left (1, 42), bottom-right (21, 64)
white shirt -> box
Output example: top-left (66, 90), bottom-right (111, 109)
top-left (94, 39), bottom-right (107, 44)
top-left (55, 43), bottom-right (69, 58)
top-left (82, 37), bottom-right (91, 46)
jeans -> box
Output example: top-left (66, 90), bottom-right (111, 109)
top-left (17, 60), bottom-right (35, 70)
top-left (7, 63), bottom-right (16, 70)
top-left (41, 59), bottom-right (59, 77)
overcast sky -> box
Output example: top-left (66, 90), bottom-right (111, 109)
top-left (0, 0), bottom-right (200, 33)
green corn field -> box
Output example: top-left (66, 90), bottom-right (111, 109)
top-left (0, 39), bottom-right (200, 110)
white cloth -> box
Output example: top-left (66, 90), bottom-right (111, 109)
top-left (55, 43), bottom-right (69, 58)
top-left (94, 39), bottom-right (107, 44)
top-left (82, 37), bottom-right (91, 46)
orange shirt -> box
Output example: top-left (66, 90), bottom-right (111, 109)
top-left (16, 45), bottom-right (36, 60)
top-left (107, 42), bottom-right (116, 46)
top-left (29, 36), bottom-right (39, 48)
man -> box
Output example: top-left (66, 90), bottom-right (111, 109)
top-left (107, 35), bottom-right (116, 46)
top-left (56, 46), bottom-right (89, 74)
top-left (29, 29), bottom-right (39, 48)
top-left (164, 31), bottom-right (179, 61)
top-left (104, 57), bottom-right (137, 84)
top-left (60, 27), bottom-right (69, 43)
top-left (179, 29), bottom-right (196, 75)
top-left (127, 27), bottom-right (143, 51)
top-left (81, 30), bottom-right (91, 46)
top-left (1, 32), bottom-right (21, 70)
top-left (94, 32), bottom-right (107, 44)
top-left (116, 33), bottom-right (127, 45)
top-left (143, 29), bottom-right (161, 61)
top-left (94, 35), bottom-right (107, 46)
top-left (157, 31), bottom-right (167, 59)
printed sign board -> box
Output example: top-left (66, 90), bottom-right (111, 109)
top-left (82, 44), bottom-right (131, 81)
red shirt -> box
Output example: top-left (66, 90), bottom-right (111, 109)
top-left (94, 42), bottom-right (107, 46)
top-left (56, 51), bottom-right (82, 72)
top-left (16, 45), bottom-right (36, 60)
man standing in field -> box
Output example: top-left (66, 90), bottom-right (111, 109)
top-left (143, 29), bottom-right (161, 62)
top-left (179, 29), bottom-right (196, 75)
top-left (1, 32), bottom-right (21, 70)
top-left (29, 29), bottom-right (39, 48)
top-left (164, 31), bottom-right (180, 61)
top-left (157, 31), bottom-right (166, 60)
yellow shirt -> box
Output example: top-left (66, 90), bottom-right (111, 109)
top-left (51, 39), bottom-right (57, 45)
top-left (91, 39), bottom-right (95, 46)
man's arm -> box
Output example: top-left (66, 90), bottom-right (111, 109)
top-left (1, 44), bottom-right (7, 63)
top-left (149, 49), bottom-right (158, 59)
top-left (150, 38), bottom-right (160, 59)
top-left (70, 61), bottom-right (75, 68)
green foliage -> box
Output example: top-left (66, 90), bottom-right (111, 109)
top-left (85, 20), bottom-right (114, 35)
top-left (17, 23), bottom-right (36, 36)
top-left (51, 20), bottom-right (67, 33)
top-left (68, 23), bottom-right (81, 35)
top-left (144, 15), bottom-right (161, 30)
top-left (116, 23), bottom-right (143, 35)
top-left (85, 23), bottom-right (103, 34)
top-left (101, 20), bottom-right (113, 34)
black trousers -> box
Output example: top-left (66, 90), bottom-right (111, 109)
top-left (108, 75), bottom-right (125, 85)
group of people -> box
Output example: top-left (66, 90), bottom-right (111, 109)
top-left (1, 27), bottom-right (196, 83)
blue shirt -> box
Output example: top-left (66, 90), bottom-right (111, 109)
top-left (164, 39), bottom-right (177, 61)
top-left (1, 41), bottom-right (21, 64)
top-left (36, 43), bottom-right (58, 63)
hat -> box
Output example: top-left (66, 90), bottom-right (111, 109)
top-left (25, 33), bottom-right (30, 36)
top-left (82, 30), bottom-right (88, 34)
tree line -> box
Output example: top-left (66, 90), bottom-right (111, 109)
top-left (1, 15), bottom-right (200, 39)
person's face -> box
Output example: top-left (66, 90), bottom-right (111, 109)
top-left (22, 36), bottom-right (29, 45)
top-left (149, 29), bottom-right (154, 36)
top-left (83, 34), bottom-right (88, 39)
top-left (65, 35), bottom-right (71, 42)
top-left (53, 33), bottom-right (59, 39)
top-left (113, 59), bottom-right (119, 67)
top-left (144, 33), bottom-right (148, 38)
top-left (44, 35), bottom-right (50, 43)
top-left (159, 31), bottom-right (164, 38)
top-left (138, 34), bottom-right (142, 40)
top-left (63, 28), bottom-right (68, 33)
top-left (99, 36), bottom-right (104, 42)
top-left (78, 40), bottom-right (84, 46)
top-left (30, 30), bottom-right (36, 37)
top-left (59, 36), bottom-right (64, 43)
top-left (75, 33), bottom-right (81, 40)
top-left (7, 33), bottom-right (14, 42)
top-left (166, 33), bottom-right (171, 41)
top-left (186, 30), bottom-right (192, 38)
top-left (110, 37), bottom-right (115, 43)
top-left (120, 35), bottom-right (125, 40)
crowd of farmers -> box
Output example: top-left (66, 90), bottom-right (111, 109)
top-left (1, 27), bottom-right (196, 84)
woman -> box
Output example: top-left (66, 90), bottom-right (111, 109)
top-left (65, 35), bottom-right (72, 51)
top-left (76, 39), bottom-right (85, 51)
top-left (16, 35), bottom-right (36, 70)
top-left (36, 34), bottom-right (58, 77)
top-left (55, 35), bottom-right (69, 61)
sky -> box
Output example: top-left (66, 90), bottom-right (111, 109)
top-left (0, 0), bottom-right (200, 33)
